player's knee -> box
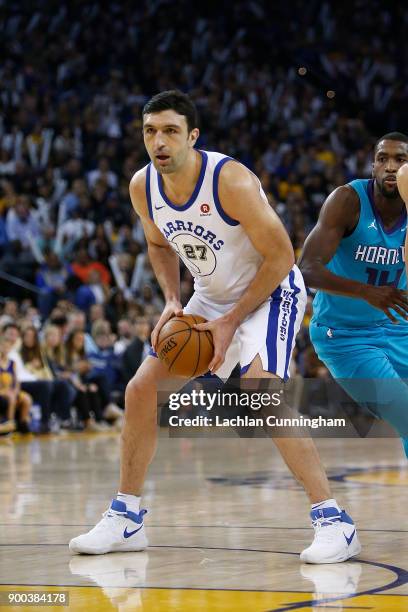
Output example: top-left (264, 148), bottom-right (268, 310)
top-left (125, 377), bottom-right (143, 407)
top-left (124, 374), bottom-right (152, 413)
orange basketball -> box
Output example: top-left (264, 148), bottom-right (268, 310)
top-left (156, 314), bottom-right (214, 378)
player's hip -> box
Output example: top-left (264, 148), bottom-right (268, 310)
top-left (191, 265), bottom-right (306, 314)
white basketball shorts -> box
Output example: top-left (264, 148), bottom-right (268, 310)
top-left (182, 265), bottom-right (306, 381)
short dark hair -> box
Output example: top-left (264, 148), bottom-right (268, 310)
top-left (375, 132), bottom-right (408, 152)
top-left (142, 90), bottom-right (198, 132)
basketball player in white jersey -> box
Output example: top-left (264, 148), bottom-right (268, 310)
top-left (70, 91), bottom-right (360, 563)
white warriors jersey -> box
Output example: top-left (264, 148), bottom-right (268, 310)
top-left (145, 150), bottom-right (265, 304)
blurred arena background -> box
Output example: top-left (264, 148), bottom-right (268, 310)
top-left (1, 4), bottom-right (408, 612)
top-left (0, 0), bottom-right (407, 429)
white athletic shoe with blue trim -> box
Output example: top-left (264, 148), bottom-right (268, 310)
top-left (69, 500), bottom-right (148, 555)
top-left (300, 507), bottom-right (361, 564)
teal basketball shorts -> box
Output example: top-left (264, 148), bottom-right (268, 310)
top-left (310, 319), bottom-right (408, 438)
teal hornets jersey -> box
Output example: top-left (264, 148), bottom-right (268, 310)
top-left (312, 179), bottom-right (407, 328)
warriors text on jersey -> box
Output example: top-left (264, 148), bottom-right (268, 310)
top-left (312, 178), bottom-right (408, 328)
top-left (145, 150), bottom-right (265, 304)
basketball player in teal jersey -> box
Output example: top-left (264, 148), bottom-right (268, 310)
top-left (299, 132), bottom-right (408, 457)
top-left (70, 90), bottom-right (360, 563)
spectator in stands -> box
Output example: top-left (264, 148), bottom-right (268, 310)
top-left (88, 224), bottom-right (112, 268)
top-left (64, 329), bottom-right (110, 430)
top-left (42, 324), bottom-right (66, 373)
top-left (35, 250), bottom-right (74, 319)
top-left (19, 304), bottom-right (42, 331)
top-left (66, 310), bottom-right (97, 353)
top-left (103, 193), bottom-right (130, 229)
top-left (13, 325), bottom-right (75, 432)
top-left (5, 196), bottom-right (41, 250)
top-left (3, 300), bottom-right (19, 320)
top-left (87, 319), bottom-right (123, 422)
top-left (106, 291), bottom-right (129, 329)
top-left (87, 157), bottom-right (118, 190)
top-left (0, 300), bottom-right (19, 329)
top-left (55, 209), bottom-right (95, 257)
top-left (0, 333), bottom-right (32, 434)
top-left (1, 321), bottom-right (21, 352)
top-left (42, 324), bottom-right (103, 431)
top-left (59, 179), bottom-right (89, 220)
top-left (71, 246), bottom-right (111, 287)
top-left (41, 323), bottom-right (91, 430)
top-left (88, 304), bottom-right (106, 328)
top-left (138, 283), bottom-right (164, 314)
top-left (75, 269), bottom-right (109, 314)
top-left (113, 319), bottom-right (133, 356)
top-left (0, 235), bottom-right (38, 295)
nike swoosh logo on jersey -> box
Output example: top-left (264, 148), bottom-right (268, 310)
top-left (344, 529), bottom-right (356, 546)
top-left (155, 205), bottom-right (165, 210)
top-left (123, 525), bottom-right (143, 538)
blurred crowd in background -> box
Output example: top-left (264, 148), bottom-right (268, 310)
top-left (1, 0), bottom-right (406, 434)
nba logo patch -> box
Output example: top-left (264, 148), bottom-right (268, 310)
top-left (200, 203), bottom-right (211, 216)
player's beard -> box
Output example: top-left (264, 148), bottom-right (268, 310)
top-left (152, 156), bottom-right (174, 174)
top-left (376, 178), bottom-right (399, 199)
top-left (155, 149), bottom-right (188, 175)
top-left (156, 161), bottom-right (176, 175)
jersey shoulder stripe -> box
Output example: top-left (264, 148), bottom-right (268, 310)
top-left (212, 156), bottom-right (239, 226)
top-left (145, 163), bottom-right (153, 220)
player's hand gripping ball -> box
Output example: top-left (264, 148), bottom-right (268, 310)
top-left (157, 314), bottom-right (214, 377)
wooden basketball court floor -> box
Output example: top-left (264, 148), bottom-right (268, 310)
top-left (0, 432), bottom-right (407, 611)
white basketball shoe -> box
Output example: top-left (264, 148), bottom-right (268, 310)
top-left (69, 500), bottom-right (148, 555)
top-left (300, 507), bottom-right (361, 564)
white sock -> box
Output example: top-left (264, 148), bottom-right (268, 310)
top-left (311, 498), bottom-right (341, 512)
top-left (116, 492), bottom-right (141, 514)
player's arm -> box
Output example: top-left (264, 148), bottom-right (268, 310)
top-left (299, 185), bottom-right (408, 323)
top-left (129, 170), bottom-right (182, 349)
top-left (299, 186), bottom-right (364, 297)
top-left (220, 163), bottom-right (294, 322)
top-left (195, 161), bottom-right (294, 372)
top-left (397, 163), bottom-right (408, 280)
